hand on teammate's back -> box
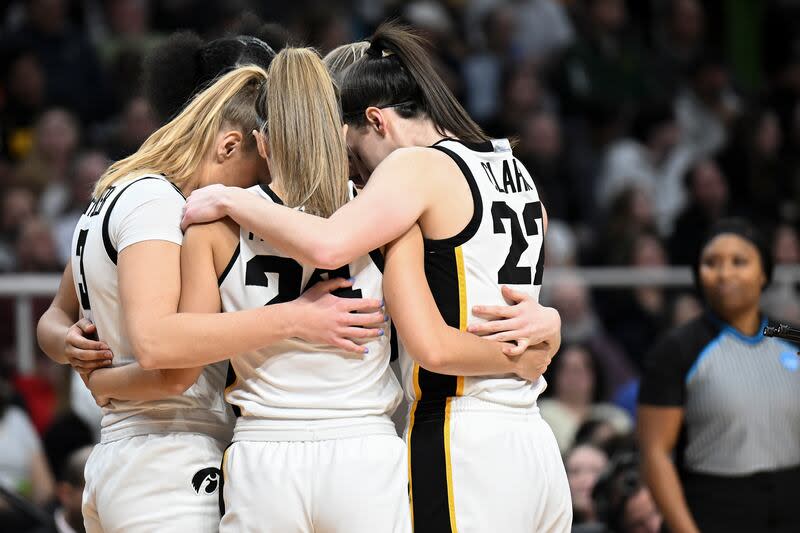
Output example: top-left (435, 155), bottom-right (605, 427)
top-left (65, 318), bottom-right (113, 374)
top-left (181, 183), bottom-right (231, 230)
top-left (295, 277), bottom-right (388, 354)
top-left (468, 286), bottom-right (562, 356)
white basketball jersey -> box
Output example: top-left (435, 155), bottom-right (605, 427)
top-left (70, 174), bottom-right (232, 443)
top-left (400, 138), bottom-right (548, 409)
top-left (218, 183), bottom-right (402, 433)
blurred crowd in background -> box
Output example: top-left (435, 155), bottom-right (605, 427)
top-left (1, 1), bottom-right (800, 531)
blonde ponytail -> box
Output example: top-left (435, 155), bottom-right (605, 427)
top-left (93, 65), bottom-right (268, 198)
top-left (264, 48), bottom-right (349, 218)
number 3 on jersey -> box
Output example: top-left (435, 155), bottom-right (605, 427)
top-left (76, 228), bottom-right (91, 311)
top-left (491, 200), bottom-right (543, 285)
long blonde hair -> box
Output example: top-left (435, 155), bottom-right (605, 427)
top-left (259, 48), bottom-right (349, 218)
top-left (93, 65), bottom-right (268, 198)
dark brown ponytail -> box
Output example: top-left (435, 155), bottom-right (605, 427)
top-left (340, 22), bottom-right (489, 144)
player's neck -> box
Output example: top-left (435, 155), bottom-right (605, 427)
top-left (400, 118), bottom-right (454, 147)
top-left (268, 179), bottom-right (286, 202)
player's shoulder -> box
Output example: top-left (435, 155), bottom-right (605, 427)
top-left (116, 174), bottom-right (186, 205)
top-left (184, 216), bottom-right (237, 246)
top-left (375, 146), bottom-right (460, 186)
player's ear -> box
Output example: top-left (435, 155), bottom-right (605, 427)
top-left (364, 107), bottom-right (387, 137)
top-left (253, 129), bottom-right (269, 160)
top-left (217, 130), bottom-right (243, 162)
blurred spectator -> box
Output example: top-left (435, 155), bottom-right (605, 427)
top-left (762, 284), bottom-right (800, 327)
top-left (772, 223), bottom-right (800, 265)
top-left (668, 159), bottom-right (730, 265)
top-left (543, 273), bottom-right (636, 398)
top-left (516, 110), bottom-right (574, 219)
top-left (484, 63), bottom-right (550, 138)
top-left (462, 4), bottom-right (515, 122)
top-left (304, 6), bottom-right (352, 56)
top-left (592, 186), bottom-right (658, 266)
top-left (0, 186), bottom-right (36, 272)
top-left (0, 376), bottom-right (55, 527)
top-left (556, 0), bottom-right (650, 114)
top-left (15, 218), bottom-right (61, 273)
top-left (539, 344), bottom-right (632, 453)
top-left (599, 232), bottom-right (671, 368)
top-left (720, 108), bottom-right (788, 226)
top-left (597, 102), bottom-right (694, 233)
top-left (98, 0), bottom-right (162, 109)
top-left (608, 476), bottom-right (662, 533)
top-left (593, 454), bottom-right (663, 533)
top-left (33, 445), bottom-right (92, 533)
top-left (53, 151), bottom-right (109, 264)
top-left (10, 0), bottom-right (112, 123)
top-left (573, 418), bottom-right (621, 452)
top-left (762, 223), bottom-right (800, 325)
top-left (543, 219), bottom-right (578, 267)
top-left (467, 0), bottom-right (574, 62)
top-left (98, 0), bottom-right (160, 62)
top-left (670, 292), bottom-right (703, 328)
top-left (652, 0), bottom-right (707, 100)
top-left (104, 97), bottom-right (157, 161)
top-left (674, 53), bottom-right (741, 160)
top-left (14, 108), bottom-right (80, 215)
top-left (563, 100), bottom-right (627, 226)
top-left (510, 0), bottom-right (574, 65)
top-left (0, 42), bottom-right (46, 161)
top-left (566, 443), bottom-right (608, 524)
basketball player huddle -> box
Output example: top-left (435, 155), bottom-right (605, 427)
top-left (37, 22), bottom-right (572, 533)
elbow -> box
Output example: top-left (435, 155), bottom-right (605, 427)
top-left (131, 335), bottom-right (165, 370)
top-left (36, 312), bottom-right (66, 364)
top-left (309, 235), bottom-right (351, 270)
top-left (408, 337), bottom-right (448, 373)
top-left (167, 379), bottom-right (194, 396)
top-left (311, 248), bottom-right (348, 270)
top-left (35, 315), bottom-right (50, 357)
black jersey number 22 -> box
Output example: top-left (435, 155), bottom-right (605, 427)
top-left (491, 201), bottom-right (543, 285)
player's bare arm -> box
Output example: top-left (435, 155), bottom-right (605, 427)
top-left (384, 224), bottom-right (551, 382)
top-left (181, 147), bottom-right (452, 269)
top-left (82, 222), bottom-right (228, 404)
top-left (37, 263), bottom-right (113, 373)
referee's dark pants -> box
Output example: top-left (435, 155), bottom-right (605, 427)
top-left (680, 465), bottom-right (800, 533)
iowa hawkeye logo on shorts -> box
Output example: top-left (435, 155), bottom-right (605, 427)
top-left (191, 467), bottom-right (221, 495)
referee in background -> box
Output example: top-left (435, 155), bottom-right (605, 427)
top-left (638, 218), bottom-right (800, 533)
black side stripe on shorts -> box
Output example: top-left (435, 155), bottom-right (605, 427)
top-left (218, 442), bottom-right (234, 517)
top-left (224, 362), bottom-right (242, 418)
top-left (409, 400), bottom-right (456, 533)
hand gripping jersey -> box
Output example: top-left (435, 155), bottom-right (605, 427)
top-left (218, 183), bottom-right (402, 439)
top-left (71, 174), bottom-right (233, 443)
top-left (400, 138), bottom-right (548, 410)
